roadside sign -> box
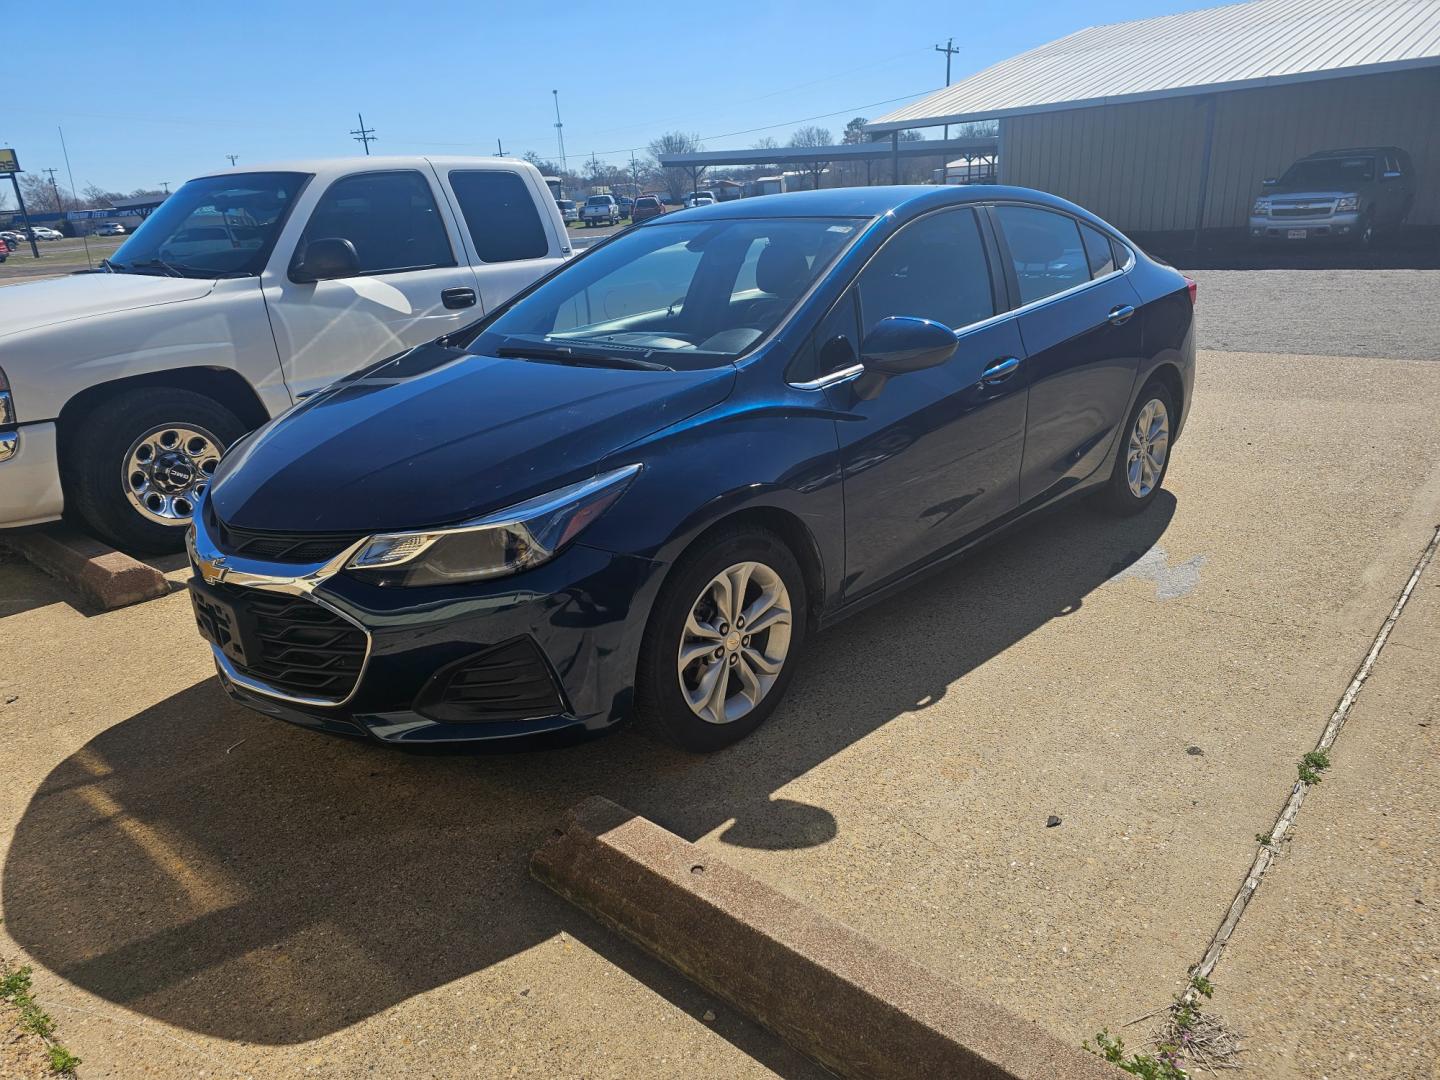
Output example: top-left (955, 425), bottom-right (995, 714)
top-left (0, 148), bottom-right (18, 173)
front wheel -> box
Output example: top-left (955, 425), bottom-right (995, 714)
top-left (635, 528), bottom-right (808, 752)
top-left (66, 387), bottom-right (246, 554)
top-left (1099, 381), bottom-right (1175, 515)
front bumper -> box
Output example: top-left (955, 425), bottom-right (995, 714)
top-left (1248, 211), bottom-right (1361, 241)
top-left (189, 507), bottom-right (665, 744)
top-left (0, 422), bottom-right (64, 529)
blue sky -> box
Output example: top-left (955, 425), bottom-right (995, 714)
top-left (4, 0), bottom-right (1218, 194)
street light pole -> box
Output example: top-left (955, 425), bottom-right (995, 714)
top-left (552, 90), bottom-right (568, 176)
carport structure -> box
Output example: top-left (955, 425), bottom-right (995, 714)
top-left (655, 136), bottom-right (999, 191)
top-left (865, 0), bottom-right (1440, 239)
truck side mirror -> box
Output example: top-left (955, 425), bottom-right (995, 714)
top-left (291, 237), bottom-right (360, 283)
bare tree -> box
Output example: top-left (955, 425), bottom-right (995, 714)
top-left (648, 131), bottom-right (702, 202)
top-left (788, 125), bottom-right (833, 190)
top-left (18, 173), bottom-right (68, 214)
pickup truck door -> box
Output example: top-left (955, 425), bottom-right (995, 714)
top-left (261, 167), bottom-right (482, 399)
top-left (435, 165), bottom-right (570, 313)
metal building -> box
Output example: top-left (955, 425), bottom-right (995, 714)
top-left (866, 0), bottom-right (1440, 235)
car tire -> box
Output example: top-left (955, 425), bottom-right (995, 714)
top-left (634, 526), bottom-right (808, 752)
top-left (1357, 211), bottom-right (1375, 247)
top-left (66, 387), bottom-right (246, 554)
top-left (1099, 380), bottom-right (1176, 516)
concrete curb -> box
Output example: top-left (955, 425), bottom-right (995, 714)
top-left (533, 797), bottom-right (1120, 1080)
top-left (2, 527), bottom-right (171, 611)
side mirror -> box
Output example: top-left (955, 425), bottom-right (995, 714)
top-left (1382, 170), bottom-right (1402, 181)
top-left (291, 237), bottom-right (360, 283)
top-left (854, 316), bottom-right (958, 400)
top-left (1262, 177), bottom-right (1278, 187)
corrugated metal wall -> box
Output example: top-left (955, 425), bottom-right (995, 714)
top-left (1000, 66), bottom-right (1440, 232)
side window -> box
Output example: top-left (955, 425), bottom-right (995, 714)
top-left (451, 170), bottom-right (550, 262)
top-left (795, 289), bottom-right (861, 382)
top-left (298, 170), bottom-right (453, 276)
top-left (995, 205), bottom-right (1089, 304)
top-left (1079, 222), bottom-right (1117, 278)
top-left (856, 208), bottom-right (995, 332)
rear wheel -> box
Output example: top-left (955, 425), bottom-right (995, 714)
top-left (67, 387), bottom-right (246, 554)
top-left (635, 527), bottom-right (807, 752)
top-left (1100, 381), bottom-right (1175, 515)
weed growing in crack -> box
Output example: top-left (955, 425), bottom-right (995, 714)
top-left (1088, 975), bottom-right (1240, 1077)
top-left (1298, 748), bottom-right (1332, 785)
top-left (1, 960), bottom-right (81, 1076)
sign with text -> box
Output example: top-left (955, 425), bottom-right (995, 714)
top-left (0, 148), bottom-right (19, 173)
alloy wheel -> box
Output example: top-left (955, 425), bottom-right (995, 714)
top-left (123, 423), bottom-right (224, 526)
top-left (677, 561), bottom-right (793, 725)
top-left (1126, 398), bottom-right (1170, 499)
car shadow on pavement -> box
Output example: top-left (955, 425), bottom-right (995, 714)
top-left (2, 494), bottom-right (1174, 1053)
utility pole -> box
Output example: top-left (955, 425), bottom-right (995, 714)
top-left (160, 182), bottom-right (170, 194)
top-left (630, 150), bottom-right (640, 197)
top-left (551, 90), bottom-right (568, 176)
top-left (935, 37), bottom-right (960, 142)
top-left (226, 154), bottom-right (239, 166)
top-left (350, 112), bottom-right (377, 155)
top-left (43, 167), bottom-right (63, 214)
top-left (496, 138), bottom-right (505, 157)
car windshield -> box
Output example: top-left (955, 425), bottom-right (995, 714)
top-left (558, 200), bottom-right (575, 210)
top-left (109, 171), bottom-right (307, 277)
top-left (472, 216), bottom-right (864, 371)
top-left (1281, 156), bottom-right (1375, 188)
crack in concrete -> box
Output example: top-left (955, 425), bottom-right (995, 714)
top-left (1183, 523), bottom-right (1440, 996)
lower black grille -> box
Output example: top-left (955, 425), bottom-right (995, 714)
top-left (208, 503), bottom-right (362, 564)
top-left (414, 638), bottom-right (566, 724)
top-left (220, 586), bottom-right (367, 701)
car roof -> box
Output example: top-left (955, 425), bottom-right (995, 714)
top-left (1304, 147), bottom-right (1404, 158)
top-left (654, 184), bottom-right (1096, 223)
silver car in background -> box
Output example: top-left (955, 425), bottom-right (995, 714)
top-left (1249, 146), bottom-right (1416, 246)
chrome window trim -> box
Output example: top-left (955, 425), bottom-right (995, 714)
top-left (791, 202), bottom-right (1136, 392)
top-left (189, 497), bottom-right (373, 708)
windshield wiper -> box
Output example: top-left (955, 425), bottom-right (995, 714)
top-left (495, 343), bottom-right (673, 371)
top-left (123, 257), bottom-right (186, 278)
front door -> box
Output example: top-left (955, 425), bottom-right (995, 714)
top-left (262, 168), bottom-right (480, 399)
top-left (990, 204), bottom-right (1144, 504)
top-left (830, 206), bottom-right (1029, 601)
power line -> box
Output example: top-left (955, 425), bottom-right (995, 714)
top-left (350, 112), bottom-right (377, 155)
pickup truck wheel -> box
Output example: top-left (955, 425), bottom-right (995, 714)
top-left (67, 387), bottom-right (246, 554)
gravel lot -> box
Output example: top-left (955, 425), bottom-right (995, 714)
top-left (1187, 269), bottom-right (1440, 361)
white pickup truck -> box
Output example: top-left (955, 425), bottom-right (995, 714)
top-left (0, 156), bottom-right (572, 552)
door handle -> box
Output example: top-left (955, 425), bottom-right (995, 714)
top-left (979, 356), bottom-right (1021, 385)
top-left (441, 287), bottom-right (477, 310)
top-left (1108, 304), bottom-right (1136, 326)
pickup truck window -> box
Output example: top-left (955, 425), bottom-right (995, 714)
top-left (108, 171), bottom-right (307, 277)
top-left (299, 170), bottom-right (455, 277)
top-left (448, 170), bottom-right (549, 264)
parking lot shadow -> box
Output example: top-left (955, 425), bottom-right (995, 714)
top-left (3, 494), bottom-right (1174, 1047)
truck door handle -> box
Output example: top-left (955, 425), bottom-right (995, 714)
top-left (441, 287), bottom-right (477, 310)
top-left (1108, 304), bottom-right (1136, 326)
top-left (980, 357), bottom-right (1021, 385)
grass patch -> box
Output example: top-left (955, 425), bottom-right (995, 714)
top-left (1088, 975), bottom-right (1240, 1078)
top-left (1, 960), bottom-right (81, 1076)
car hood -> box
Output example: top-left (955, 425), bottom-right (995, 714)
top-left (209, 343), bottom-right (736, 534)
top-left (1264, 186), bottom-right (1357, 199)
top-left (0, 272), bottom-right (215, 338)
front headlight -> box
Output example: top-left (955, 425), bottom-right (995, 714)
top-left (0, 367), bottom-right (14, 426)
top-left (1334, 195), bottom-right (1360, 212)
top-left (347, 464), bottom-right (641, 586)
top-left (1251, 198), bottom-right (1271, 215)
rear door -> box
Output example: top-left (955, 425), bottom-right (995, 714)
top-left (262, 168), bottom-right (480, 398)
top-left (828, 206), bottom-right (1029, 600)
top-left (443, 167), bottom-right (570, 313)
top-left (991, 203), bottom-right (1144, 505)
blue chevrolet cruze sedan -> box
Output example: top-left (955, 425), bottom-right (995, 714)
top-left (188, 185), bottom-right (1195, 751)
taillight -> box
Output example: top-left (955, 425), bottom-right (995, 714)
top-left (1184, 276), bottom-right (1198, 306)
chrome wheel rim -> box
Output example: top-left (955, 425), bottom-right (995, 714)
top-left (677, 561), bottom-right (792, 725)
top-left (1126, 398), bottom-right (1170, 499)
top-left (123, 423), bottom-right (224, 526)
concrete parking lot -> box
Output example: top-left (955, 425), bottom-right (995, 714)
top-left (2, 268), bottom-right (1439, 1078)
